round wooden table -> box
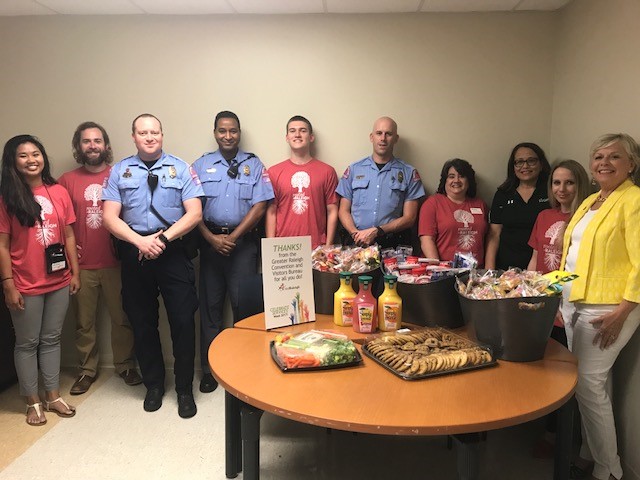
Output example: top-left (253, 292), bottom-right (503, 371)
top-left (210, 314), bottom-right (577, 480)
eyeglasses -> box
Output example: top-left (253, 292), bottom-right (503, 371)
top-left (148, 172), bottom-right (159, 191)
top-left (227, 159), bottom-right (239, 179)
top-left (514, 158), bottom-right (539, 169)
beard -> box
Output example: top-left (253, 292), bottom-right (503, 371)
top-left (80, 149), bottom-right (109, 166)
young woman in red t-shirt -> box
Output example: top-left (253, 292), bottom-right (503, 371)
top-left (0, 135), bottom-right (80, 426)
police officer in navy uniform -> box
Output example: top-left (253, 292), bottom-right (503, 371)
top-left (192, 111), bottom-right (274, 393)
top-left (102, 113), bottom-right (204, 419)
top-left (337, 116), bottom-right (425, 249)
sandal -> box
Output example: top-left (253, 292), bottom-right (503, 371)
top-left (44, 397), bottom-right (76, 418)
top-left (25, 402), bottom-right (47, 427)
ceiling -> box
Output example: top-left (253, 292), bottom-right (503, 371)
top-left (0, 0), bottom-right (573, 16)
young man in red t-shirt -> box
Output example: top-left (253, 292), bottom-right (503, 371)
top-left (58, 122), bottom-right (141, 395)
top-left (266, 116), bottom-right (339, 248)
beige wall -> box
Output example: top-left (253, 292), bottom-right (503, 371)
top-left (552, 1), bottom-right (640, 479)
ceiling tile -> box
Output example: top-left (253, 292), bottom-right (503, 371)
top-left (421, 0), bottom-right (520, 13)
top-left (0, 0), bottom-right (56, 15)
top-left (327, 0), bottom-right (422, 14)
top-left (516, 0), bottom-right (572, 11)
top-left (37, 0), bottom-right (143, 15)
top-left (229, 0), bottom-right (324, 14)
top-left (132, 0), bottom-right (235, 14)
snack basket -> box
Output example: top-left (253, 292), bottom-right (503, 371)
top-left (396, 275), bottom-right (464, 328)
top-left (457, 270), bottom-right (560, 362)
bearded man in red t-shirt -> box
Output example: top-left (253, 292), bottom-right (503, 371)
top-left (58, 122), bottom-right (141, 395)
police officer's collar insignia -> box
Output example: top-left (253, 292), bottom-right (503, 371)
top-left (397, 171), bottom-right (404, 183)
top-left (123, 168), bottom-right (132, 178)
top-left (169, 166), bottom-right (177, 178)
top-left (243, 165), bottom-right (250, 176)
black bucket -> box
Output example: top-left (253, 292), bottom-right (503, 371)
top-left (396, 276), bottom-right (463, 328)
top-left (313, 268), bottom-right (382, 315)
top-left (458, 293), bottom-right (560, 362)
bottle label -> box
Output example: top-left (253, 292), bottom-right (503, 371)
top-left (357, 303), bottom-right (375, 333)
top-left (382, 302), bottom-right (399, 330)
top-left (341, 299), bottom-right (354, 326)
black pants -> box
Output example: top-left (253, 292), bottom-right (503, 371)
top-left (119, 241), bottom-right (198, 395)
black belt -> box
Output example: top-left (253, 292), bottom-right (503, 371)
top-left (205, 222), bottom-right (236, 235)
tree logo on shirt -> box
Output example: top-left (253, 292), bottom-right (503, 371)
top-left (454, 209), bottom-right (476, 250)
top-left (290, 171), bottom-right (311, 215)
top-left (84, 184), bottom-right (103, 229)
top-left (543, 221), bottom-right (566, 270)
top-left (34, 195), bottom-right (56, 246)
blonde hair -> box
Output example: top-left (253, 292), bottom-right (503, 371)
top-left (590, 133), bottom-right (640, 180)
top-left (547, 159), bottom-right (590, 215)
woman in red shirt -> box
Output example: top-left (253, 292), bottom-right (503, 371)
top-left (0, 135), bottom-right (80, 426)
top-left (418, 158), bottom-right (488, 266)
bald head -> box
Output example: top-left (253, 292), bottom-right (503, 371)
top-left (370, 116), bottom-right (399, 162)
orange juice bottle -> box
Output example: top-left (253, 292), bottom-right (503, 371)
top-left (353, 275), bottom-right (377, 333)
top-left (378, 275), bottom-right (402, 331)
top-left (334, 272), bottom-right (357, 327)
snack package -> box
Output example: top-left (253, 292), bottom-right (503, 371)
top-left (273, 330), bottom-right (359, 369)
top-left (453, 252), bottom-right (478, 269)
top-left (312, 245), bottom-right (380, 273)
top-left (457, 268), bottom-right (569, 299)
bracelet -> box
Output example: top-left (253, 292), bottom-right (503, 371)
top-left (376, 226), bottom-right (385, 238)
top-left (1, 277), bottom-right (13, 282)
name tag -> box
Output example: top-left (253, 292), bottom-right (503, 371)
top-left (470, 207), bottom-right (483, 215)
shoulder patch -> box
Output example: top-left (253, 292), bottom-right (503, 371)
top-left (412, 169), bottom-right (421, 182)
top-left (262, 170), bottom-right (271, 183)
top-left (342, 166), bottom-right (350, 179)
top-left (189, 166), bottom-right (201, 186)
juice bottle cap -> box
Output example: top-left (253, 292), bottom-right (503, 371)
top-left (339, 271), bottom-right (353, 279)
top-left (358, 275), bottom-right (373, 284)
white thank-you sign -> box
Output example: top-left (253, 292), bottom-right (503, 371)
top-left (261, 236), bottom-right (316, 330)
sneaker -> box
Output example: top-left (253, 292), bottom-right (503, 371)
top-left (70, 375), bottom-right (95, 395)
top-left (119, 369), bottom-right (143, 386)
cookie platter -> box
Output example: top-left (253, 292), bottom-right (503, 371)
top-left (362, 327), bottom-right (496, 380)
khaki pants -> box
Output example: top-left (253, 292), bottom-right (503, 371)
top-left (73, 267), bottom-right (136, 376)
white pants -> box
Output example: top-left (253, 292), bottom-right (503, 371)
top-left (561, 300), bottom-right (640, 480)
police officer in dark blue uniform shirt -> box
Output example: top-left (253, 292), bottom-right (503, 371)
top-left (102, 113), bottom-right (204, 419)
top-left (192, 111), bottom-right (274, 393)
top-left (337, 116), bottom-right (425, 249)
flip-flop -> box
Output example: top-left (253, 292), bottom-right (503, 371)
top-left (44, 397), bottom-right (76, 418)
top-left (25, 402), bottom-right (47, 427)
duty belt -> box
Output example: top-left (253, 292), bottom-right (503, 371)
top-left (205, 222), bottom-right (236, 235)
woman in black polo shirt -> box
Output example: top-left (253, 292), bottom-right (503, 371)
top-left (485, 142), bottom-right (551, 270)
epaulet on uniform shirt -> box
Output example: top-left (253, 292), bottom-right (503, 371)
top-left (198, 151), bottom-right (216, 159)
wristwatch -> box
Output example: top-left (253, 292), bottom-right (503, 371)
top-left (376, 226), bottom-right (385, 238)
top-left (158, 233), bottom-right (170, 245)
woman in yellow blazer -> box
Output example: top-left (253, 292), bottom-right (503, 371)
top-left (559, 133), bottom-right (640, 480)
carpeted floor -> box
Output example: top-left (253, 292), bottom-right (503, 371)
top-left (0, 368), bottom-right (560, 479)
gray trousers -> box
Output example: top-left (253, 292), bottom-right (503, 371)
top-left (11, 286), bottom-right (70, 396)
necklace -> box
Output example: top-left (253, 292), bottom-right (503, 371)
top-left (595, 194), bottom-right (608, 203)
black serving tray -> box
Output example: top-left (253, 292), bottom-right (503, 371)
top-left (270, 341), bottom-right (363, 373)
top-left (361, 328), bottom-right (497, 381)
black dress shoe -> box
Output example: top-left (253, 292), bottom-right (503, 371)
top-left (143, 388), bottom-right (164, 412)
top-left (177, 393), bottom-right (197, 419)
top-left (70, 375), bottom-right (95, 395)
top-left (199, 373), bottom-right (218, 393)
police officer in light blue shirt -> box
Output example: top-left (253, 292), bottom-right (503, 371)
top-left (103, 113), bottom-right (204, 419)
top-left (337, 116), bottom-right (425, 249)
top-left (191, 110), bottom-right (274, 393)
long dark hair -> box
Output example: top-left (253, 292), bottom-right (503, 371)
top-left (1, 134), bottom-right (57, 227)
top-left (436, 158), bottom-right (478, 198)
top-left (498, 142), bottom-right (550, 192)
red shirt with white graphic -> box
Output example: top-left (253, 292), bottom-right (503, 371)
top-left (267, 159), bottom-right (338, 248)
top-left (0, 184), bottom-right (76, 295)
top-left (58, 166), bottom-right (118, 269)
top-left (528, 208), bottom-right (570, 274)
top-left (418, 194), bottom-right (488, 266)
